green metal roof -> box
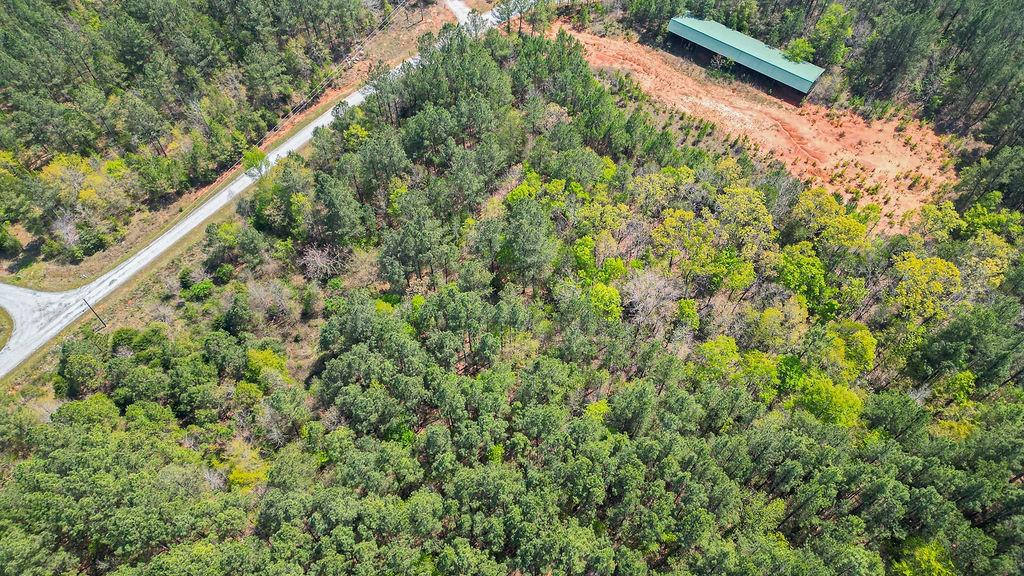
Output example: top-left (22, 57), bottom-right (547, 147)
top-left (668, 15), bottom-right (825, 93)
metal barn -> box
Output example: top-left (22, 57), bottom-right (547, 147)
top-left (667, 15), bottom-right (825, 94)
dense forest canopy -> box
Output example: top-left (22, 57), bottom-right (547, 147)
top-left (2, 14), bottom-right (1023, 576)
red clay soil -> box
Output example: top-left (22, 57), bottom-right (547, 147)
top-left (559, 24), bottom-right (956, 231)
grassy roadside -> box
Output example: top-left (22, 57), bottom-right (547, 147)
top-left (0, 307), bottom-right (10, 352)
top-left (0, 190), bottom-right (241, 388)
top-left (0, 77), bottom-right (338, 386)
top-left (1, 84), bottom-right (347, 292)
top-left (0, 140), bottom-right (335, 390)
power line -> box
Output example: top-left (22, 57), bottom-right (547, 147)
top-left (83, 298), bottom-right (106, 330)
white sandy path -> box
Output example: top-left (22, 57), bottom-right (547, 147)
top-left (0, 0), bottom-right (503, 380)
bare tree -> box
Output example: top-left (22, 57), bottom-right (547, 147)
top-left (619, 215), bottom-right (652, 261)
top-left (51, 208), bottom-right (81, 248)
top-left (300, 244), bottom-right (346, 281)
top-left (257, 401), bottom-right (290, 447)
top-left (248, 280), bottom-right (298, 326)
top-left (202, 467), bottom-right (227, 491)
top-left (594, 231), bottom-right (618, 269)
top-left (342, 247), bottom-right (380, 289)
top-left (621, 268), bottom-right (682, 339)
top-left (148, 302), bottom-right (177, 325)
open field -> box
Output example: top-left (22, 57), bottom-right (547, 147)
top-left (0, 1), bottom-right (456, 292)
top-left (559, 23), bottom-right (957, 231)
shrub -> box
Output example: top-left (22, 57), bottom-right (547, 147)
top-left (214, 263), bottom-right (234, 285)
top-left (784, 37), bottom-right (815, 62)
top-left (182, 278), bottom-right (214, 301)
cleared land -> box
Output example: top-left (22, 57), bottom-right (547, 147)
top-left (464, 0), bottom-right (495, 13)
top-left (560, 24), bottom-right (956, 230)
top-left (0, 1), bottom-right (456, 291)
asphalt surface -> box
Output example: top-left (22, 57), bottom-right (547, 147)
top-left (0, 0), bottom-right (501, 380)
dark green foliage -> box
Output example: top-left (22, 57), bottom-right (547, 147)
top-left (908, 297), bottom-right (1024, 392)
top-left (182, 278), bottom-right (215, 301)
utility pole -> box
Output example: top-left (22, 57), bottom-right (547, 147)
top-left (83, 298), bottom-right (106, 330)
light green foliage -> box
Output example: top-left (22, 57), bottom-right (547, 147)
top-left (589, 282), bottom-right (623, 321)
top-left (717, 187), bottom-right (777, 261)
top-left (234, 378), bottom-right (264, 408)
top-left (960, 228), bottom-right (1015, 292)
top-left (251, 157), bottom-right (315, 238)
top-left (693, 335), bottom-right (742, 384)
top-left (343, 122), bottom-right (370, 151)
top-left (886, 252), bottom-right (961, 323)
top-left (574, 233), bottom-right (628, 284)
top-left (810, 3), bottom-right (854, 66)
top-left (584, 398), bottom-right (610, 420)
top-left (720, 253), bottom-right (756, 292)
top-left (963, 192), bottom-right (1024, 239)
top-left (917, 202), bottom-right (965, 245)
top-left (223, 438), bottom-right (269, 492)
top-left (776, 241), bottom-right (837, 317)
top-left (821, 320), bottom-right (877, 384)
top-left (741, 350), bottom-right (781, 403)
top-left (677, 298), bottom-right (700, 330)
top-left (792, 187), bottom-right (870, 259)
top-left (790, 369), bottom-right (863, 427)
top-left (627, 166), bottom-right (695, 215)
top-left (244, 348), bottom-right (289, 385)
top-left (599, 257), bottom-right (627, 283)
top-left (784, 37), bottom-right (815, 63)
top-left (573, 235), bottom-right (598, 276)
top-left (892, 539), bottom-right (956, 576)
top-left (242, 146), bottom-right (267, 174)
top-left (204, 221), bottom-right (241, 267)
top-left (934, 370), bottom-right (976, 406)
top-left (652, 207), bottom-right (724, 282)
top-left (506, 169), bottom-right (543, 204)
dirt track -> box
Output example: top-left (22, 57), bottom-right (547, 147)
top-left (561, 24), bottom-right (956, 230)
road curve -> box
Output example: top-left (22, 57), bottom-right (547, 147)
top-left (0, 0), bottom-right (502, 380)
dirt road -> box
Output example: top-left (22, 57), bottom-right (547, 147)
top-left (560, 24), bottom-right (955, 229)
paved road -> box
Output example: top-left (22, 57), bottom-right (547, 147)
top-left (0, 0), bottom-right (509, 380)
